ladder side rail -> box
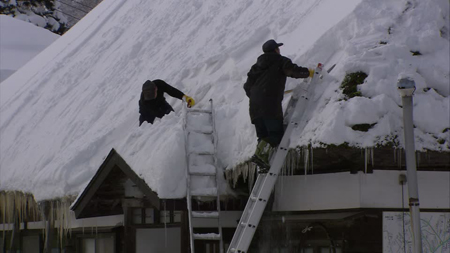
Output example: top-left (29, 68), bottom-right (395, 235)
top-left (183, 106), bottom-right (196, 253)
top-left (227, 120), bottom-right (295, 252)
top-left (209, 99), bottom-right (225, 253)
top-left (227, 173), bottom-right (264, 251)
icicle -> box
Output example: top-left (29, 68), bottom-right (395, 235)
top-left (248, 163), bottom-right (254, 193)
top-left (1, 192), bottom-right (6, 239)
top-left (371, 147), bottom-right (374, 167)
top-left (164, 200), bottom-right (167, 250)
top-left (394, 148), bottom-right (397, 164)
top-left (364, 148), bottom-right (368, 174)
top-left (53, 197), bottom-right (73, 249)
top-left (0, 191), bottom-right (40, 241)
top-left (283, 151), bottom-right (288, 175)
top-left (242, 164), bottom-right (248, 184)
top-left (311, 145), bottom-right (314, 174)
top-left (249, 163), bottom-right (256, 189)
top-left (304, 147), bottom-right (309, 174)
top-left (290, 150), bottom-right (293, 175)
top-left (39, 202), bottom-right (46, 248)
top-left (291, 150), bottom-right (295, 175)
top-left (416, 151), bottom-right (420, 166)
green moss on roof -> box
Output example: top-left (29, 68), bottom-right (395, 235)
top-left (340, 71), bottom-right (368, 99)
top-left (351, 123), bottom-right (377, 132)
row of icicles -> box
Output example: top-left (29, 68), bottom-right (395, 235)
top-left (0, 191), bottom-right (74, 249)
top-left (226, 146), bottom-right (323, 190)
top-left (225, 147), bottom-right (419, 191)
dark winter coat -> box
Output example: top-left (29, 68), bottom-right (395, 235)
top-left (139, 79), bottom-right (184, 123)
top-left (243, 52), bottom-right (310, 122)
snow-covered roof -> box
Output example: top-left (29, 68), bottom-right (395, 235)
top-left (0, 0), bottom-right (448, 202)
top-left (0, 15), bottom-right (59, 82)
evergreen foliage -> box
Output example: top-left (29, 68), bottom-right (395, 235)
top-left (351, 123), bottom-right (377, 132)
top-left (0, 0), bottom-right (68, 34)
top-left (340, 71), bottom-right (368, 99)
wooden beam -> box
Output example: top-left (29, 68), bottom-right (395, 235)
top-left (72, 148), bottom-right (162, 219)
top-left (72, 149), bottom-right (119, 218)
top-left (122, 206), bottom-right (136, 253)
top-left (10, 212), bottom-right (21, 252)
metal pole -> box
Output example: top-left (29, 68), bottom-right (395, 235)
top-left (398, 78), bottom-right (422, 253)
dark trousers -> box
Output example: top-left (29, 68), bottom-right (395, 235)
top-left (253, 117), bottom-right (284, 147)
top-left (139, 103), bottom-right (174, 126)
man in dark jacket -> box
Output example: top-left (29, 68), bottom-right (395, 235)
top-left (139, 79), bottom-right (195, 126)
top-left (244, 39), bottom-right (314, 168)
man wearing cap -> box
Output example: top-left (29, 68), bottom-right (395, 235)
top-left (139, 79), bottom-right (195, 126)
top-left (243, 39), bottom-right (314, 170)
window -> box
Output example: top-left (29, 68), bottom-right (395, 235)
top-left (132, 208), bottom-right (154, 224)
top-left (144, 208), bottom-right (154, 224)
top-left (79, 234), bottom-right (115, 253)
top-left (160, 210), bottom-right (170, 223)
top-left (132, 208), bottom-right (182, 225)
top-left (173, 211), bottom-right (182, 223)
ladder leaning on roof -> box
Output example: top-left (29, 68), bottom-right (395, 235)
top-left (183, 99), bottom-right (224, 253)
top-left (227, 63), bottom-right (323, 253)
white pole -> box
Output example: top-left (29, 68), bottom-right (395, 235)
top-left (397, 78), bottom-right (422, 253)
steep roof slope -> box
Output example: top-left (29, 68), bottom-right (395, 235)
top-left (0, 15), bottom-right (59, 82)
top-left (0, 0), bottom-right (448, 201)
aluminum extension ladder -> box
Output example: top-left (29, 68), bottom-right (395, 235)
top-left (227, 63), bottom-right (323, 253)
top-left (183, 99), bottom-right (224, 253)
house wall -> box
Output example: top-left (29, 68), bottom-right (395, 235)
top-left (17, 214), bottom-right (124, 230)
top-left (136, 227), bottom-right (180, 253)
top-left (192, 211), bottom-right (241, 228)
top-left (273, 170), bottom-right (450, 211)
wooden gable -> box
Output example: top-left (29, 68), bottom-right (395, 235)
top-left (71, 148), bottom-right (160, 218)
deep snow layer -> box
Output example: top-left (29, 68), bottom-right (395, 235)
top-left (0, 0), bottom-right (448, 201)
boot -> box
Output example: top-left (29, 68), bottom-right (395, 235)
top-left (251, 140), bottom-right (271, 173)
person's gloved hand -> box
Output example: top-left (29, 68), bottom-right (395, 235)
top-left (183, 95), bottom-right (195, 108)
top-left (309, 69), bottom-right (315, 78)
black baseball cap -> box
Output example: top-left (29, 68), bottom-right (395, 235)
top-left (262, 39), bottom-right (283, 52)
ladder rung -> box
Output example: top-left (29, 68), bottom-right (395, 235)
top-left (189, 171), bottom-right (216, 176)
top-left (193, 233), bottom-right (221, 240)
top-left (191, 187), bottom-right (217, 197)
top-left (188, 129), bottom-right (213, 135)
top-left (189, 164), bottom-right (216, 176)
top-left (187, 109), bottom-right (212, 114)
top-left (192, 211), bottom-right (219, 218)
top-left (190, 151), bottom-right (214, 156)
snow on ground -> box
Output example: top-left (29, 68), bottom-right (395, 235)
top-left (0, 0), bottom-right (448, 201)
top-left (0, 15), bottom-right (59, 82)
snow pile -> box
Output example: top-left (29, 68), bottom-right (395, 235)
top-left (0, 1), bottom-right (68, 34)
top-left (0, 0), bottom-right (448, 201)
top-left (292, 0), bottom-right (449, 150)
top-left (0, 15), bottom-right (59, 82)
